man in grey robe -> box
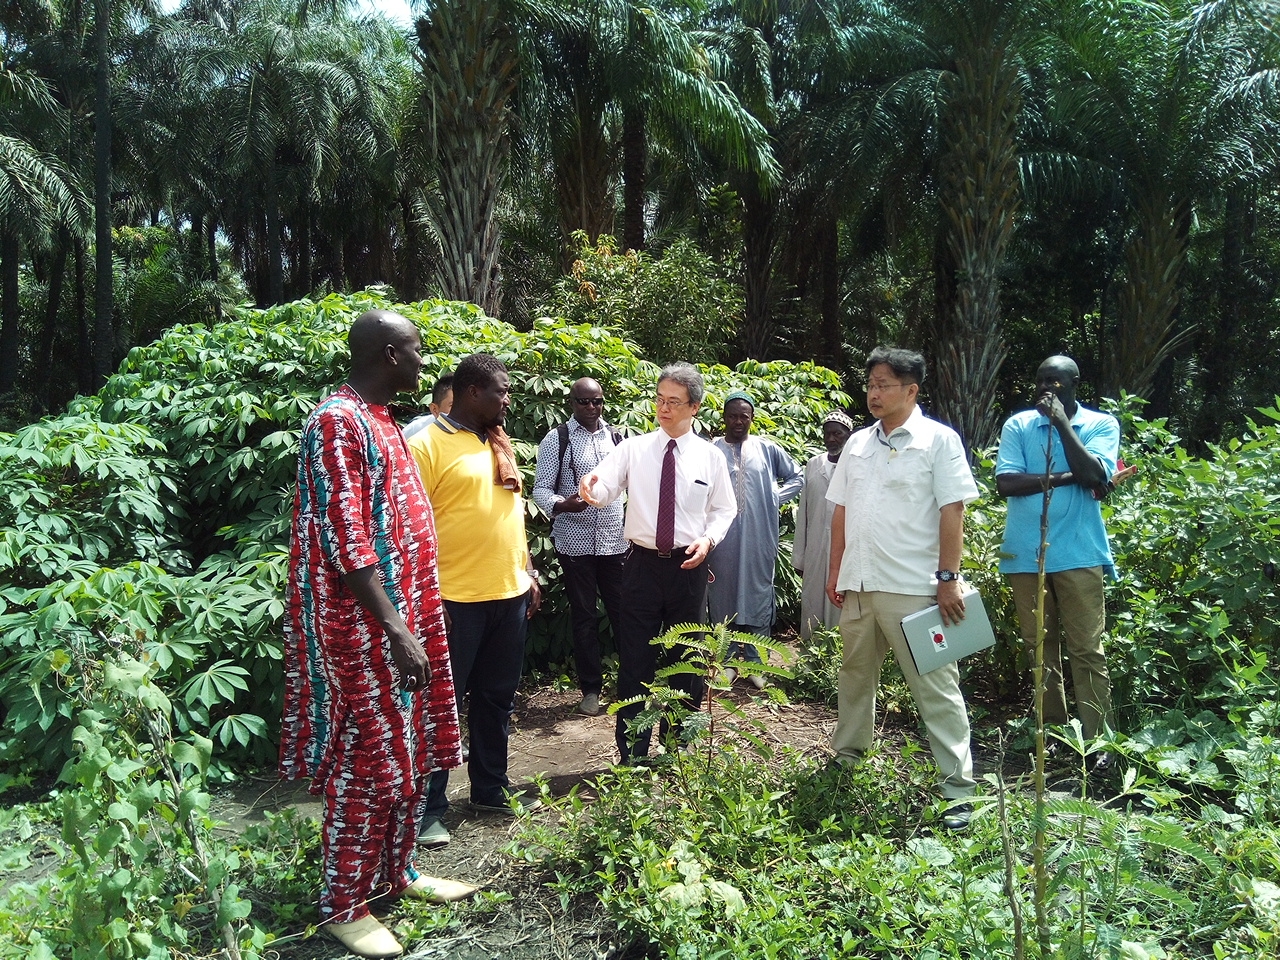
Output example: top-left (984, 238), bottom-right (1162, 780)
top-left (793, 410), bottom-right (855, 639)
top-left (709, 390), bottom-right (804, 686)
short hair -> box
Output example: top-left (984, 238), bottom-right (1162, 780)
top-left (658, 361), bottom-right (705, 406)
top-left (866, 346), bottom-right (925, 385)
top-left (432, 374), bottom-right (454, 405)
top-left (452, 353), bottom-right (507, 395)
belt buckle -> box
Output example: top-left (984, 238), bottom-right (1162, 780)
top-left (656, 548), bottom-right (672, 558)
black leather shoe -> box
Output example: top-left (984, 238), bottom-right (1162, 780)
top-left (941, 803), bottom-right (973, 832)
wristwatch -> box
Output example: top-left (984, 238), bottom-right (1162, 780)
top-left (934, 569), bottom-right (960, 582)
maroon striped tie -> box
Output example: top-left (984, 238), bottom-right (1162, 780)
top-left (656, 438), bottom-right (677, 553)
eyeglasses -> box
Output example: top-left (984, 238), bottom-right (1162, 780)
top-left (654, 396), bottom-right (691, 409)
top-left (865, 381), bottom-right (908, 393)
top-left (572, 397), bottom-right (604, 407)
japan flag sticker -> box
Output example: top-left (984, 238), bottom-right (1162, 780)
top-left (930, 626), bottom-right (948, 651)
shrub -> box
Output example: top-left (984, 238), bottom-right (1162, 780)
top-left (0, 289), bottom-right (849, 776)
top-left (541, 232), bottom-right (742, 366)
top-left (512, 745), bottom-right (1263, 960)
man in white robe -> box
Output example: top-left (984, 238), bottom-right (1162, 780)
top-left (708, 390), bottom-right (804, 685)
top-left (793, 410), bottom-right (855, 639)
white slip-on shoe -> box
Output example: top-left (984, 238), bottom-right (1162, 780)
top-left (324, 914), bottom-right (403, 958)
top-left (402, 874), bottom-right (480, 903)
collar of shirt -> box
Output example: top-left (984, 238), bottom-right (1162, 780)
top-left (664, 428), bottom-right (703, 453)
top-left (1030, 403), bottom-right (1088, 430)
top-left (438, 412), bottom-right (488, 442)
top-left (850, 406), bottom-right (927, 458)
top-left (569, 417), bottom-right (610, 436)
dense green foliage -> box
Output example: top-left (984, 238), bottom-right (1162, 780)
top-left (0, 292), bottom-right (1279, 955)
top-left (515, 742), bottom-right (1279, 959)
top-left (543, 233), bottom-right (743, 365)
top-left (0, 289), bottom-right (848, 778)
top-left (4, 0), bottom-right (1280, 454)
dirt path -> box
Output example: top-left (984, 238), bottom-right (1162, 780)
top-left (218, 682), bottom-right (839, 960)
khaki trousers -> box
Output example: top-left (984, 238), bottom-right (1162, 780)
top-left (1007, 567), bottom-right (1113, 740)
top-left (832, 590), bottom-right (976, 799)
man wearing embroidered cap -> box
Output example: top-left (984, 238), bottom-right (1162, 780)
top-left (708, 390), bottom-right (804, 686)
top-left (793, 409), bottom-right (855, 638)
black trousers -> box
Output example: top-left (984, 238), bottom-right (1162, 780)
top-left (557, 551), bottom-right (627, 696)
top-left (614, 546), bottom-right (709, 761)
top-left (422, 594), bottom-right (529, 820)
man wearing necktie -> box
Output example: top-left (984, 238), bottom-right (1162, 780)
top-left (580, 362), bottom-right (737, 762)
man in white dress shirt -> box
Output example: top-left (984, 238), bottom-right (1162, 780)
top-left (825, 347), bottom-right (979, 830)
top-left (580, 362), bottom-right (737, 762)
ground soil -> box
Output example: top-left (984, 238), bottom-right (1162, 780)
top-left (213, 680), bottom-right (842, 960)
top-left (2, 666), bottom-right (1047, 959)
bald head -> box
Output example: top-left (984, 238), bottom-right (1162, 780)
top-left (346, 309), bottom-right (424, 403)
top-left (569, 377), bottom-right (605, 430)
top-left (349, 310), bottom-right (419, 371)
top-left (1038, 355), bottom-right (1079, 382)
top-left (1035, 354), bottom-right (1081, 412)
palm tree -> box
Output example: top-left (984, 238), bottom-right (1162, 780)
top-left (414, 0), bottom-right (529, 314)
top-left (928, 0), bottom-right (1030, 450)
top-left (608, 0), bottom-right (777, 254)
top-left (1048, 0), bottom-right (1280, 400)
top-left (0, 66), bottom-right (88, 395)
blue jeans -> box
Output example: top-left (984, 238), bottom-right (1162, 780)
top-left (422, 593), bottom-right (529, 821)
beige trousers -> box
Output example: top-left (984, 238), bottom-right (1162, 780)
top-left (832, 590), bottom-right (976, 799)
top-left (1008, 567), bottom-right (1113, 740)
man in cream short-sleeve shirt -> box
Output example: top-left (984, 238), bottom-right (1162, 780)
top-left (825, 346), bottom-right (979, 830)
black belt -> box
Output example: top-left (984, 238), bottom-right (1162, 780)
top-left (630, 543), bottom-right (688, 560)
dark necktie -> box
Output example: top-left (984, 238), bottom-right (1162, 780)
top-left (656, 438), bottom-right (677, 553)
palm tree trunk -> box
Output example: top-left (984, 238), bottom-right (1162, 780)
top-left (1193, 188), bottom-right (1250, 443)
top-left (297, 202), bottom-right (312, 298)
top-left (398, 192), bottom-right (423, 300)
top-left (75, 238), bottom-right (92, 393)
top-left (264, 158), bottom-right (284, 304)
top-left (556, 92), bottom-right (615, 267)
top-left (818, 218), bottom-right (843, 370)
top-left (208, 219), bottom-right (222, 322)
top-left (1102, 197), bottom-right (1190, 399)
top-left (36, 227), bottom-right (70, 410)
top-left (417, 0), bottom-right (515, 315)
top-left (0, 230), bottom-right (20, 395)
top-left (740, 178), bottom-right (776, 359)
top-left (622, 105), bottom-right (647, 253)
top-left (93, 0), bottom-right (115, 386)
top-left (931, 15), bottom-right (1020, 453)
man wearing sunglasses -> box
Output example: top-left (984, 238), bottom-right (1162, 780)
top-left (532, 378), bottom-right (628, 717)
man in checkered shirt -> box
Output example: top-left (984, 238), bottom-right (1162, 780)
top-left (532, 378), bottom-right (628, 716)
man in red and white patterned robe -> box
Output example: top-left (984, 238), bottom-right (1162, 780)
top-left (280, 310), bottom-right (463, 950)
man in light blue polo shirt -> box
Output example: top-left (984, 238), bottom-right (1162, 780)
top-left (996, 355), bottom-right (1119, 759)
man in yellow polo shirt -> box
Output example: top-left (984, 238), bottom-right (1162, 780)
top-left (410, 353), bottom-right (543, 847)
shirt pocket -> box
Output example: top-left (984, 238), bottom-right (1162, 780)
top-left (884, 449), bottom-right (931, 504)
top-left (680, 475), bottom-right (712, 515)
top-left (837, 449), bottom-right (875, 499)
